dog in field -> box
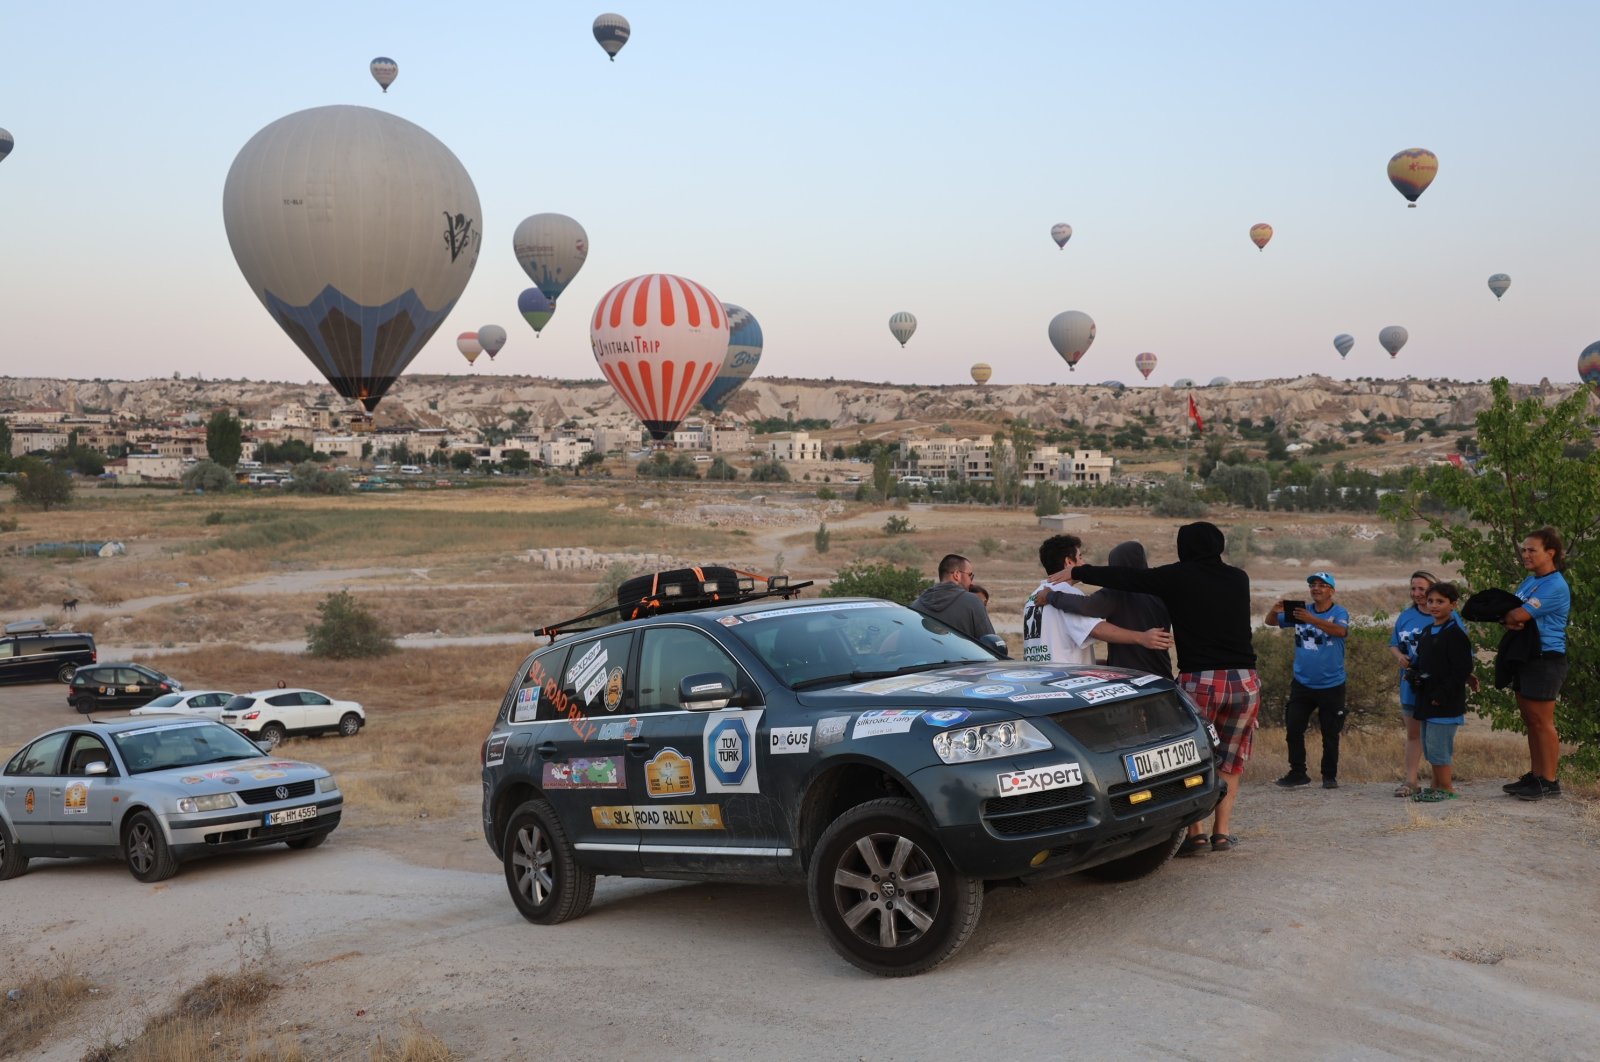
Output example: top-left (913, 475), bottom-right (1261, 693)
top-left (61, 598), bottom-right (78, 615)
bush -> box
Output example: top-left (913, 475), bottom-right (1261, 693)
top-left (816, 486), bottom-right (837, 501)
top-left (285, 461), bottom-right (352, 495)
top-left (814, 522), bottom-right (831, 554)
top-left (11, 458), bottom-right (72, 511)
top-left (1253, 624), bottom-right (1399, 731)
top-left (1225, 525), bottom-right (1256, 567)
top-left (883, 514), bottom-right (915, 535)
top-left (749, 459), bottom-right (791, 483)
top-left (181, 459), bottom-right (235, 494)
top-left (1151, 474), bottom-right (1207, 518)
top-left (976, 536), bottom-right (1001, 557)
top-left (203, 510), bottom-right (226, 526)
top-left (706, 457), bottom-right (739, 481)
top-left (858, 539), bottom-right (924, 567)
top-left (822, 561), bottom-right (932, 605)
top-left (305, 591), bottom-right (395, 659)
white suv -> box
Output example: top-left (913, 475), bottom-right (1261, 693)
top-left (221, 688), bottom-right (365, 750)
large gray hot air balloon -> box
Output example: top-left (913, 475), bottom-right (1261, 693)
top-left (223, 105), bottom-right (481, 413)
top-left (593, 13), bottom-right (631, 61)
top-left (370, 57), bottom-right (398, 93)
top-left (478, 324), bottom-right (507, 361)
top-left (1050, 223), bottom-right (1072, 249)
top-left (1378, 325), bottom-right (1409, 359)
top-left (513, 213), bottom-right (588, 306)
top-left (888, 312), bottom-right (917, 347)
top-left (1487, 273), bottom-right (1511, 300)
top-left (1047, 310), bottom-right (1095, 372)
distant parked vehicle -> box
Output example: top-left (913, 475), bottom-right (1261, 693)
top-left (0, 621), bottom-right (97, 685)
top-left (221, 689), bottom-right (365, 750)
top-left (399, 465), bottom-right (424, 475)
top-left (68, 663), bottom-right (183, 713)
top-left (129, 690), bottom-right (236, 720)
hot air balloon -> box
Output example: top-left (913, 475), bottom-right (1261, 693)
top-left (888, 312), bottom-right (917, 347)
top-left (518, 287), bottom-right (554, 336)
top-left (1388, 149), bottom-right (1438, 207)
top-left (223, 105), bottom-right (480, 414)
top-left (0, 128), bottom-right (12, 164)
top-left (478, 324), bottom-right (507, 361)
top-left (1050, 223), bottom-right (1072, 249)
top-left (458, 332), bottom-right (482, 367)
top-left (1488, 274), bottom-right (1511, 301)
top-left (1334, 334), bottom-right (1354, 359)
top-left (1379, 325), bottom-right (1409, 359)
top-left (593, 13), bottom-right (630, 61)
top-left (592, 274), bottom-right (729, 440)
top-left (700, 304), bottom-right (764, 414)
top-left (970, 363), bottom-right (992, 385)
top-left (1047, 311), bottom-right (1095, 372)
top-left (513, 213), bottom-right (588, 306)
top-left (1208, 376), bottom-right (1232, 387)
top-left (1249, 223), bottom-right (1273, 250)
top-left (370, 57), bottom-right (398, 93)
top-left (1135, 352), bottom-right (1157, 379)
top-left (1580, 342), bottom-right (1600, 397)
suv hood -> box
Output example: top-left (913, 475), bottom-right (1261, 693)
top-left (796, 663), bottom-right (1175, 718)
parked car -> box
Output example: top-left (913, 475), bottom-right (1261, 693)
top-left (479, 581), bottom-right (1221, 976)
top-left (67, 663), bottom-right (183, 713)
top-left (0, 717), bottom-right (341, 882)
top-left (220, 689), bottom-right (365, 749)
top-left (0, 620), bottom-right (97, 685)
top-left (128, 690), bottom-right (236, 719)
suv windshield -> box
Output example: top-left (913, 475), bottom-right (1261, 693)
top-left (728, 600), bottom-right (996, 689)
top-left (112, 722), bottom-right (266, 774)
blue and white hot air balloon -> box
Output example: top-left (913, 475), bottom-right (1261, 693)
top-left (0, 128), bottom-right (13, 164)
top-left (513, 213), bottom-right (588, 306)
top-left (370, 57), bottom-right (398, 92)
top-left (1488, 273), bottom-right (1511, 301)
top-left (888, 312), bottom-right (917, 347)
top-left (700, 303), bottom-right (764, 414)
top-left (593, 14), bottom-right (630, 61)
top-left (1333, 333), bottom-right (1354, 359)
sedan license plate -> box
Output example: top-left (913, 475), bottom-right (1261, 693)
top-left (265, 805), bottom-right (318, 827)
top-left (1123, 738), bottom-right (1201, 782)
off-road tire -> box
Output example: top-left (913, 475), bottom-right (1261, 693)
top-left (503, 799), bottom-right (595, 925)
top-left (1082, 827), bottom-right (1186, 883)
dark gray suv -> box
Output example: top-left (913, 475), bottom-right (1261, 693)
top-left (0, 621), bottom-right (97, 685)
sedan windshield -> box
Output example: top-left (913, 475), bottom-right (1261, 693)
top-left (112, 722), bottom-right (266, 775)
top-left (728, 601), bottom-right (997, 689)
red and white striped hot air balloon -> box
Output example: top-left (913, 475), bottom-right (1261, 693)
top-left (591, 274), bottom-right (730, 442)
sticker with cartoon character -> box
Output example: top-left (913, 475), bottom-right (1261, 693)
top-left (541, 756), bottom-right (625, 790)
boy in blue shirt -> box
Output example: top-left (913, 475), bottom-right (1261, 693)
top-left (1267, 572), bottom-right (1350, 789)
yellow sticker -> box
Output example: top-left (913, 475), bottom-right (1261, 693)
top-left (644, 748), bottom-right (695, 798)
top-left (604, 667), bottom-right (624, 712)
top-left (592, 804), bottom-right (724, 830)
top-left (63, 782), bottom-right (89, 815)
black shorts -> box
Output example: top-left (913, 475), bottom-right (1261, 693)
top-left (1514, 654), bottom-right (1568, 701)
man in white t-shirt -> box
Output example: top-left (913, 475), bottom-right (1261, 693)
top-left (1022, 535), bottom-right (1172, 663)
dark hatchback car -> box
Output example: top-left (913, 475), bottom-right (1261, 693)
top-left (67, 663), bottom-right (183, 713)
top-left (0, 621), bottom-right (97, 685)
top-left (481, 588), bottom-right (1221, 976)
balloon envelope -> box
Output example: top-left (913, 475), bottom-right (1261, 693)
top-left (517, 287), bottom-right (554, 335)
top-left (1488, 273), bottom-right (1511, 300)
top-left (700, 303), bottom-right (764, 414)
top-left (970, 362), bottom-right (992, 385)
top-left (370, 57), bottom-right (398, 92)
top-left (1050, 223), bottom-right (1072, 249)
top-left (478, 324), bottom-right (507, 360)
top-left (513, 213), bottom-right (588, 305)
top-left (1379, 325), bottom-right (1409, 358)
top-left (1334, 334), bottom-right (1354, 359)
top-left (1047, 311), bottom-right (1095, 372)
top-left (0, 128), bottom-right (12, 163)
top-left (1579, 342), bottom-right (1600, 397)
top-left (458, 331), bottom-right (481, 366)
top-left (223, 105), bottom-right (480, 412)
top-left (592, 274), bottom-right (729, 440)
top-left (593, 13), bottom-right (630, 60)
top-left (1135, 352), bottom-right (1157, 379)
top-left (888, 312), bottom-right (917, 347)
top-left (1249, 223), bottom-right (1273, 250)
top-left (1387, 148), bottom-right (1438, 206)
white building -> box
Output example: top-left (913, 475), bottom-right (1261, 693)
top-left (124, 453), bottom-right (185, 480)
top-left (765, 431), bottom-right (823, 463)
top-left (8, 428), bottom-right (70, 456)
top-left (541, 438), bottom-right (594, 468)
top-left (707, 424), bottom-right (752, 454)
top-left (1058, 449), bottom-right (1114, 484)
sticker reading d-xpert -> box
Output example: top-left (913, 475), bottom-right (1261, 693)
top-left (704, 709), bottom-right (763, 794)
top-left (996, 762), bottom-right (1083, 797)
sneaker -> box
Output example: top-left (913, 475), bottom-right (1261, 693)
top-left (1275, 772), bottom-right (1312, 788)
top-left (1322, 778), bottom-right (1339, 790)
top-left (1522, 777), bottom-right (1562, 801)
top-left (1502, 772), bottom-right (1537, 794)
top-left (1505, 775), bottom-right (1543, 799)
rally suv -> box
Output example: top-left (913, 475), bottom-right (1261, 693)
top-left (481, 574), bottom-right (1221, 977)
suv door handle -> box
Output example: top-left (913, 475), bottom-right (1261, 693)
top-left (625, 740), bottom-right (649, 757)
top-left (535, 742), bottom-right (560, 759)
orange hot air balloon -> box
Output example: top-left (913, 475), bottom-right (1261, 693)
top-left (1388, 148), bottom-right (1438, 207)
top-left (1249, 223), bottom-right (1273, 251)
top-left (591, 274), bottom-right (729, 441)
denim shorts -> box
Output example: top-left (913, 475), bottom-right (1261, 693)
top-left (1421, 720), bottom-right (1458, 765)
top-left (1514, 654), bottom-right (1568, 701)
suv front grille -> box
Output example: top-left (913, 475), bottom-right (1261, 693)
top-left (238, 779), bottom-right (316, 805)
top-left (1050, 691), bottom-right (1194, 753)
top-left (982, 785), bottom-right (1092, 836)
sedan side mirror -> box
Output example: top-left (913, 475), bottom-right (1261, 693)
top-left (85, 760), bottom-right (110, 776)
top-left (679, 673), bottom-right (735, 711)
top-left (978, 633), bottom-right (1010, 659)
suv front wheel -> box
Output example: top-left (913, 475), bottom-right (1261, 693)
top-left (503, 799), bottom-right (595, 925)
top-left (807, 797), bottom-right (982, 977)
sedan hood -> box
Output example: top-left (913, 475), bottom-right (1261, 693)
top-left (150, 758), bottom-right (326, 787)
top-left (795, 663), bottom-right (1176, 718)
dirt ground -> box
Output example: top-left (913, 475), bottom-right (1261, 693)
top-left (3, 483), bottom-right (1598, 1059)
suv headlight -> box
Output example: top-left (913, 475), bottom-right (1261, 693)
top-left (318, 775), bottom-right (339, 793)
top-left (931, 720), bottom-right (1052, 764)
top-left (177, 793), bottom-right (239, 813)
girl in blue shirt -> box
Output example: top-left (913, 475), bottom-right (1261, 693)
top-left (1389, 570), bottom-right (1436, 797)
top-left (1501, 527), bottom-right (1571, 800)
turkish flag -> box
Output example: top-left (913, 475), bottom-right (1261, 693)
top-left (1187, 394), bottom-right (1204, 433)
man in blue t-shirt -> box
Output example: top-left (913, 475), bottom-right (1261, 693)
top-left (1267, 572), bottom-right (1350, 789)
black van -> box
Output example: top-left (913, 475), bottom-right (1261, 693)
top-left (0, 621), bottom-right (98, 685)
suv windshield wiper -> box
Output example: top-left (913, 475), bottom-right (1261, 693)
top-left (790, 660), bottom-right (959, 692)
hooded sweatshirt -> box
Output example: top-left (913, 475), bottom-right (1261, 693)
top-left (1070, 522), bottom-right (1257, 675)
top-left (908, 579), bottom-right (996, 643)
top-left (1043, 541), bottom-right (1173, 677)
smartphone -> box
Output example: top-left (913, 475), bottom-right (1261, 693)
top-left (1281, 599), bottom-right (1306, 618)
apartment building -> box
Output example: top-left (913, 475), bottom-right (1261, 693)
top-left (765, 431), bottom-right (823, 463)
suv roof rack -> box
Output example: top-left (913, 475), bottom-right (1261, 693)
top-left (536, 571), bottom-right (813, 642)
top-left (4, 619), bottom-right (50, 635)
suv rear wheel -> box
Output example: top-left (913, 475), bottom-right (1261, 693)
top-left (807, 797), bottom-right (982, 977)
top-left (338, 712), bottom-right (361, 737)
top-left (1082, 827), bottom-right (1185, 883)
top-left (57, 663), bottom-right (77, 683)
top-left (257, 723), bottom-right (286, 750)
top-left (503, 799), bottom-right (595, 925)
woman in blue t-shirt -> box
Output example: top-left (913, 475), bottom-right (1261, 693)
top-left (1389, 570), bottom-right (1437, 797)
top-left (1501, 526), bottom-right (1571, 800)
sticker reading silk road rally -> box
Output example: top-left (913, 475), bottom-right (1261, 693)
top-left (769, 726), bottom-right (812, 754)
top-left (1078, 683), bottom-right (1139, 704)
top-left (484, 734), bottom-right (509, 767)
top-left (852, 709), bottom-right (925, 738)
top-left (704, 710), bottom-right (764, 794)
top-left (996, 762), bottom-right (1083, 796)
top-left (592, 805), bottom-right (725, 830)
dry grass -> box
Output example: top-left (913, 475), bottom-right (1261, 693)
top-left (86, 969), bottom-right (278, 1062)
top-left (370, 1021), bottom-right (457, 1061)
top-left (0, 958), bottom-right (97, 1057)
top-left (1244, 720), bottom-right (1538, 787)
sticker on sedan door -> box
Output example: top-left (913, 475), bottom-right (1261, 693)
top-left (63, 781), bottom-right (89, 814)
top-left (996, 762), bottom-right (1083, 796)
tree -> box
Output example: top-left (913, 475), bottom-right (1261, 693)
top-left (1383, 378), bottom-right (1600, 774)
top-left (205, 410), bottom-right (244, 468)
top-left (1208, 463), bottom-right (1270, 509)
top-left (576, 450), bottom-right (606, 476)
top-left (1034, 482), bottom-right (1062, 517)
top-left (822, 561), bottom-right (931, 605)
top-left (287, 461), bottom-right (352, 494)
top-left (256, 439), bottom-right (318, 465)
top-left (305, 590), bottom-right (395, 659)
top-left (181, 459), bottom-right (234, 493)
top-left (814, 522), bottom-right (831, 554)
top-left (1265, 432), bottom-right (1289, 461)
top-left (1151, 474), bottom-right (1207, 518)
top-left (0, 417), bottom-right (12, 471)
top-left (871, 445), bottom-right (894, 498)
top-left (451, 451), bottom-right (476, 472)
top-left (705, 457), bottom-right (738, 481)
top-left (504, 449), bottom-right (531, 474)
top-left (11, 457), bottom-right (73, 510)
top-left (749, 459), bottom-right (791, 483)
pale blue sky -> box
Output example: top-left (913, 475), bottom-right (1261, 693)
top-left (1, 1), bottom-right (1597, 392)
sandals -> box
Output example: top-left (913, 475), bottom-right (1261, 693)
top-left (1394, 783), bottom-right (1417, 798)
top-left (1176, 834), bottom-right (1209, 857)
top-left (1411, 788), bottom-right (1459, 803)
top-left (1209, 833), bottom-right (1238, 852)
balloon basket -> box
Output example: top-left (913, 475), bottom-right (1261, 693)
top-left (348, 415), bottom-right (375, 433)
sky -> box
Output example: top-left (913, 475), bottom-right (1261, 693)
top-left (2, 1), bottom-right (1598, 394)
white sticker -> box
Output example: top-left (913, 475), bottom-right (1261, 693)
top-left (704, 709), bottom-right (764, 794)
top-left (769, 726), bottom-right (812, 755)
top-left (571, 643), bottom-right (609, 695)
top-left (582, 669), bottom-right (607, 707)
top-left (852, 709), bottom-right (925, 738)
top-left (63, 780), bottom-right (91, 814)
top-left (992, 669), bottom-right (1057, 681)
top-left (1008, 690), bottom-right (1080, 703)
top-left (1047, 676), bottom-right (1106, 691)
top-left (1130, 674), bottom-right (1165, 686)
top-left (910, 679), bottom-right (970, 694)
top-left (816, 716), bottom-right (850, 746)
top-left (1079, 683), bottom-right (1139, 704)
top-left (996, 762), bottom-right (1083, 796)
top-left (484, 733), bottom-right (509, 767)
top-left (741, 601), bottom-right (884, 622)
top-left (846, 675), bottom-right (936, 695)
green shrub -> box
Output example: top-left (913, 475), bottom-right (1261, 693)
top-left (749, 459), bottom-right (791, 482)
top-left (814, 523), bottom-right (831, 554)
top-left (304, 591), bottom-right (395, 659)
top-left (883, 515), bottom-right (915, 535)
top-left (858, 539), bottom-right (923, 567)
top-left (203, 510), bottom-right (226, 526)
top-left (822, 561), bottom-right (932, 605)
top-left (1151, 474), bottom-right (1207, 518)
top-left (816, 486), bottom-right (837, 501)
top-left (1253, 624), bottom-right (1399, 731)
top-left (976, 536), bottom-right (1001, 557)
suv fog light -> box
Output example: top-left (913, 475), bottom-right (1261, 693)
top-left (1183, 774), bottom-right (1204, 788)
top-left (1128, 790), bottom-right (1152, 805)
top-left (1030, 850), bottom-right (1050, 867)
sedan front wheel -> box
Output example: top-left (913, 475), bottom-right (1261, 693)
top-left (124, 811), bottom-right (178, 882)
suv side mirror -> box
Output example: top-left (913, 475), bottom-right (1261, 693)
top-left (978, 633), bottom-right (1010, 659)
top-left (679, 673), bottom-right (735, 711)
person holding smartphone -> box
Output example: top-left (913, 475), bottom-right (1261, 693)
top-left (1267, 572), bottom-right (1350, 789)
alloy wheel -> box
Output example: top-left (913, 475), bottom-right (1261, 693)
top-left (831, 831), bottom-right (942, 949)
top-left (511, 822), bottom-right (555, 907)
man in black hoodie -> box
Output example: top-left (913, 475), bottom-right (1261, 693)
top-left (908, 554), bottom-right (996, 643)
top-left (1064, 522), bottom-right (1260, 856)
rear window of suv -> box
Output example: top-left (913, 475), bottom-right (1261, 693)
top-left (223, 695), bottom-right (257, 711)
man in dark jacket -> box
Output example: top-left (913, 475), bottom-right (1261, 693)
top-left (1063, 522), bottom-right (1260, 856)
top-left (1032, 540), bottom-right (1172, 678)
top-left (908, 554), bottom-right (996, 642)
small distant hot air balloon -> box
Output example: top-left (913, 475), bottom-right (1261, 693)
top-left (518, 287), bottom-right (554, 336)
top-left (888, 312), bottom-right (917, 347)
top-left (700, 303), bottom-right (764, 414)
top-left (593, 13), bottom-right (630, 61)
top-left (1050, 223), bottom-right (1072, 249)
top-left (1249, 223), bottom-right (1273, 251)
top-left (0, 128), bottom-right (13, 164)
top-left (1379, 325), bottom-right (1409, 359)
top-left (1488, 274), bottom-right (1511, 301)
top-left (370, 57), bottom-right (398, 93)
top-left (970, 363), bottom-right (992, 385)
top-left (591, 274), bottom-right (729, 441)
top-left (1334, 334), bottom-right (1355, 359)
top-left (1209, 376), bottom-right (1232, 387)
top-left (513, 213), bottom-right (588, 306)
top-left (1579, 342), bottom-right (1600, 397)
top-left (458, 332), bottom-right (482, 367)
top-left (1135, 352), bottom-right (1157, 380)
top-left (1048, 311), bottom-right (1095, 372)
top-left (1388, 149), bottom-right (1438, 207)
top-left (478, 324), bottom-right (507, 361)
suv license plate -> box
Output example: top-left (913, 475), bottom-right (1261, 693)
top-left (265, 806), bottom-right (318, 827)
top-left (1123, 738), bottom-right (1201, 783)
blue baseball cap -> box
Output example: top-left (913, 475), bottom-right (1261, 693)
top-left (1307, 571), bottom-right (1336, 588)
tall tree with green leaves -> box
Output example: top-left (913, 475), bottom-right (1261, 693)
top-left (0, 416), bottom-right (12, 469)
top-left (12, 457), bottom-right (73, 510)
top-left (205, 409), bottom-right (244, 469)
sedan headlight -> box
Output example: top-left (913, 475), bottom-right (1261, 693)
top-left (931, 720), bottom-right (1053, 764)
top-left (318, 775), bottom-right (339, 793)
top-left (177, 793), bottom-right (239, 813)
